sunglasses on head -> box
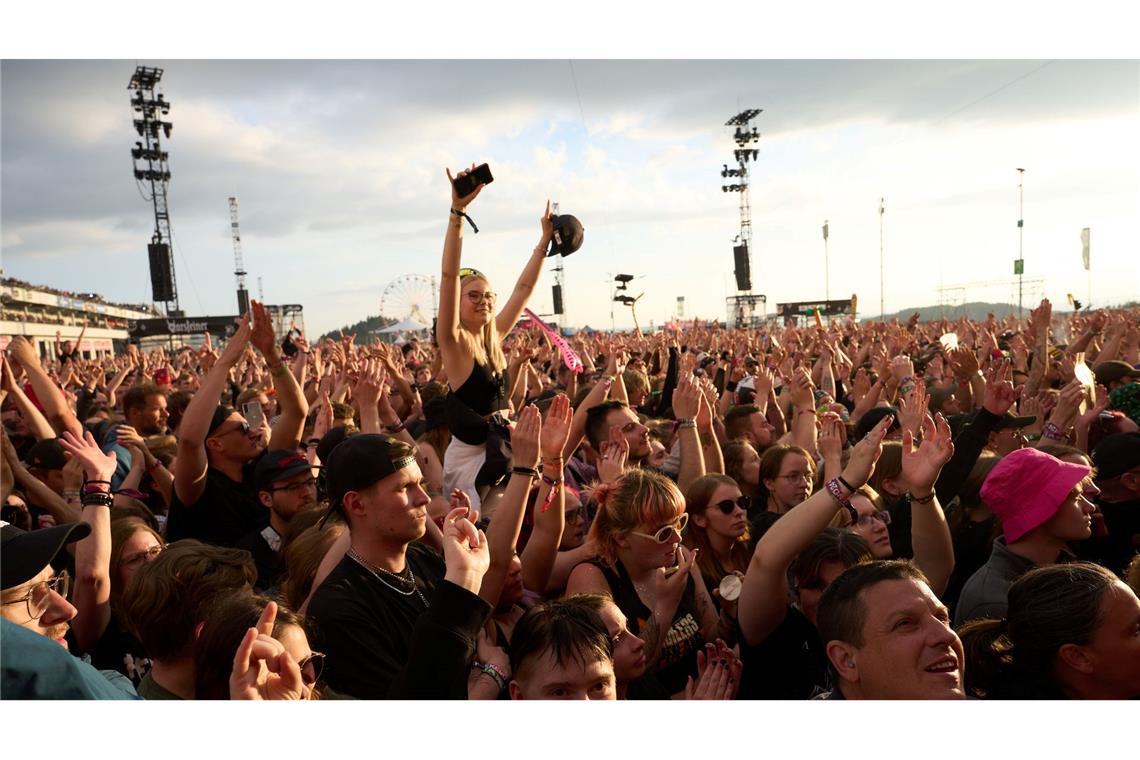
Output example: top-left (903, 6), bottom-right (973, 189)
top-left (711, 495), bottom-right (750, 515)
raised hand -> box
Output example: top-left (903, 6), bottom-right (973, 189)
top-left (901, 413), bottom-right (954, 494)
top-left (441, 505), bottom-right (491, 593)
top-left (948, 345), bottom-right (979, 379)
top-left (786, 367), bottom-right (816, 409)
top-left (840, 414), bottom-right (894, 489)
top-left (511, 404), bottom-right (542, 470)
top-left (597, 436), bottom-right (630, 485)
top-left (447, 164), bottom-right (486, 209)
top-left (981, 358), bottom-right (1020, 417)
top-left (897, 382), bottom-right (929, 439)
top-left (652, 544), bottom-right (698, 609)
top-left (58, 429), bottom-right (117, 483)
top-left (539, 393), bottom-right (572, 460)
top-left (249, 300), bottom-right (280, 361)
top-left (671, 373), bottom-right (702, 419)
top-left (818, 414), bottom-right (846, 464)
top-left (1078, 383), bottom-right (1109, 428)
top-left (229, 602), bottom-right (306, 701)
top-left (1048, 379), bottom-right (1086, 430)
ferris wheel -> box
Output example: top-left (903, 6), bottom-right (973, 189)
top-left (379, 274), bottom-right (437, 325)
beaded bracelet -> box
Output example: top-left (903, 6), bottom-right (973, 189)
top-left (824, 478), bottom-right (858, 525)
top-left (677, 419), bottom-right (697, 430)
top-left (472, 661), bottom-right (508, 692)
top-left (81, 492), bottom-right (114, 508)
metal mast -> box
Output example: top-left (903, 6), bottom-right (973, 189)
top-left (722, 109), bottom-right (764, 327)
top-left (128, 66), bottom-right (180, 316)
top-left (229, 197), bottom-right (250, 315)
top-left (1016, 168), bottom-right (1025, 318)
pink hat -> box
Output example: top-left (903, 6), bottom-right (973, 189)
top-left (980, 448), bottom-right (1090, 543)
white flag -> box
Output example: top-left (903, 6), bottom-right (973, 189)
top-left (1081, 227), bottom-right (1090, 271)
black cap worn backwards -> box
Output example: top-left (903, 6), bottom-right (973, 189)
top-left (323, 434), bottom-right (418, 522)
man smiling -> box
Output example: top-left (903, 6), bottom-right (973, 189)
top-left (817, 561), bottom-right (965, 700)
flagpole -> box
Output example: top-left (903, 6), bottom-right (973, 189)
top-left (879, 199), bottom-right (885, 322)
top-left (822, 219), bottom-right (830, 307)
top-left (1017, 168), bottom-right (1025, 319)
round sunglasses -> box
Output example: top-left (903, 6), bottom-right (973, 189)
top-left (709, 495), bottom-right (750, 515)
top-left (630, 513), bottom-right (689, 544)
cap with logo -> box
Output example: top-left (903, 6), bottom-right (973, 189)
top-left (254, 449), bottom-right (314, 492)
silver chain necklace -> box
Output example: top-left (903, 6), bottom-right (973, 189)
top-left (348, 549), bottom-right (429, 608)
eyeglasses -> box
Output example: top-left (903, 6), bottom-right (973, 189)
top-left (850, 510), bottom-right (892, 529)
top-left (630, 513), bottom-right (689, 543)
top-left (299, 651), bottom-right (325, 686)
top-left (464, 290), bottom-right (496, 304)
top-left (268, 477), bottom-right (318, 494)
top-left (776, 471), bottom-right (813, 483)
top-left (2, 570), bottom-right (70, 620)
top-left (120, 544), bottom-right (165, 568)
top-left (711, 495), bottom-right (750, 515)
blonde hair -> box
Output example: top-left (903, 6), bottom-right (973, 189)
top-left (588, 469), bottom-right (685, 564)
top-left (457, 274), bottom-right (507, 373)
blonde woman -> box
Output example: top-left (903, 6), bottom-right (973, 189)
top-left (438, 164), bottom-right (552, 507)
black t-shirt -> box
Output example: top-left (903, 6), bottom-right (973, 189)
top-left (166, 464), bottom-right (267, 547)
top-left (586, 558), bottom-right (704, 699)
top-left (89, 616), bottom-right (152, 688)
top-left (738, 606), bottom-right (829, 700)
top-left (748, 511), bottom-right (782, 545)
top-left (307, 542), bottom-right (491, 699)
top-left (235, 527), bottom-right (284, 592)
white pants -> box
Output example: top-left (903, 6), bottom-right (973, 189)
top-left (442, 437), bottom-right (486, 509)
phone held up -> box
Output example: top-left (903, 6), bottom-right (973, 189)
top-left (452, 163), bottom-right (494, 198)
top-left (243, 400), bottom-right (265, 432)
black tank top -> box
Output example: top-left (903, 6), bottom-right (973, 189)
top-left (447, 357), bottom-right (509, 445)
top-left (586, 557), bottom-right (704, 698)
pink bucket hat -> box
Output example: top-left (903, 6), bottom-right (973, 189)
top-left (980, 448), bottom-right (1090, 543)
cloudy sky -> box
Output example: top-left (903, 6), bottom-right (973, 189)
top-left (2, 57), bottom-right (1137, 336)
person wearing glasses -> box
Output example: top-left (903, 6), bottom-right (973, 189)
top-left (683, 474), bottom-right (751, 604)
top-left (437, 163), bottom-right (553, 509)
top-left (1, 520), bottom-right (88, 648)
top-left (55, 428), bottom-right (164, 687)
top-left (194, 593), bottom-right (327, 699)
top-left (1, 517), bottom-right (142, 698)
top-left (236, 450), bottom-right (319, 592)
top-left (167, 300), bottom-right (308, 546)
top-left (565, 469), bottom-right (720, 699)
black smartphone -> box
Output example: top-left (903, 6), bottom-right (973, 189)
top-left (452, 163), bottom-right (494, 198)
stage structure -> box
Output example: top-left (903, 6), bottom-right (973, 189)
top-left (229, 197), bottom-right (250, 315)
top-left (128, 66), bottom-right (180, 316)
top-left (721, 108), bottom-right (766, 327)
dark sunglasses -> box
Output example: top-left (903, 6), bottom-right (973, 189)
top-left (711, 495), bottom-right (750, 515)
top-left (299, 652), bottom-right (325, 686)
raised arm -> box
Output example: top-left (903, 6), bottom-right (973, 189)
top-left (173, 314), bottom-right (251, 506)
top-left (495, 201), bottom-right (553, 336)
top-left (901, 413), bottom-right (956, 596)
top-left (0, 355), bottom-right (55, 441)
top-left (737, 415), bottom-right (892, 646)
top-left (438, 165), bottom-right (485, 373)
top-left (520, 395), bottom-right (571, 593)
top-left (247, 301), bottom-right (308, 451)
top-left (478, 405), bottom-right (540, 606)
top-left (58, 430), bottom-right (118, 653)
top-left (6, 337), bottom-right (82, 439)
top-left (673, 374), bottom-right (707, 494)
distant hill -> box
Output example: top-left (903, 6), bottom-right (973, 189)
top-left (876, 302), bottom-right (1027, 323)
top-left (318, 314), bottom-right (397, 343)
top-left (878, 298), bottom-right (1137, 324)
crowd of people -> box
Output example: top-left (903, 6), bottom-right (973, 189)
top-left (2, 166), bottom-right (1139, 702)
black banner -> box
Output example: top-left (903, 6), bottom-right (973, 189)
top-left (775, 298), bottom-right (853, 319)
top-left (128, 315), bottom-right (240, 340)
